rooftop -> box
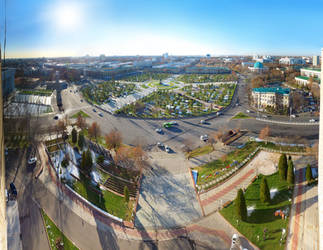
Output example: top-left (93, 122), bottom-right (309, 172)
top-left (253, 87), bottom-right (290, 95)
top-left (301, 68), bottom-right (321, 72)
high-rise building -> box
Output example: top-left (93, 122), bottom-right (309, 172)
top-left (0, 51), bottom-right (7, 250)
top-left (2, 68), bottom-right (15, 98)
top-left (313, 55), bottom-right (320, 66)
top-left (319, 48), bottom-right (323, 250)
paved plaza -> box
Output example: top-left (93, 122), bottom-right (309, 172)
top-left (135, 152), bottom-right (202, 229)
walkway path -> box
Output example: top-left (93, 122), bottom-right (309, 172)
top-left (286, 157), bottom-right (318, 250)
top-left (36, 144), bottom-right (237, 249)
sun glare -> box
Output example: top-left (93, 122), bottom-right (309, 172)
top-left (55, 3), bottom-right (81, 30)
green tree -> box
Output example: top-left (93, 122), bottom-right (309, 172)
top-left (287, 160), bottom-right (295, 185)
top-left (78, 133), bottom-right (85, 149)
top-left (81, 149), bottom-right (92, 175)
top-left (235, 189), bottom-right (247, 221)
top-left (306, 164), bottom-right (313, 183)
top-left (124, 186), bottom-right (129, 203)
top-left (96, 155), bottom-right (104, 165)
top-left (71, 128), bottom-right (78, 144)
top-left (278, 154), bottom-right (288, 180)
top-left (260, 176), bottom-right (271, 203)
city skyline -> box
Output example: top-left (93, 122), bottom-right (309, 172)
top-left (1, 0), bottom-right (323, 58)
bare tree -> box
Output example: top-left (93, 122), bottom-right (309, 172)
top-left (259, 126), bottom-right (270, 142)
top-left (105, 129), bottom-right (122, 151)
top-left (76, 114), bottom-right (87, 130)
top-left (88, 122), bottom-right (101, 142)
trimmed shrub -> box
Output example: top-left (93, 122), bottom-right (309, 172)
top-left (278, 154), bottom-right (288, 180)
top-left (260, 176), bottom-right (270, 203)
top-left (78, 133), bottom-right (85, 149)
top-left (71, 128), bottom-right (78, 144)
top-left (287, 160), bottom-right (294, 185)
top-left (306, 164), bottom-right (313, 183)
top-left (235, 189), bottom-right (247, 221)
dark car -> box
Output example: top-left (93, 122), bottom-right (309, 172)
top-left (10, 182), bottom-right (17, 198)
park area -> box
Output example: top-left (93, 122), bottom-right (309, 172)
top-left (44, 126), bottom-right (142, 221)
top-left (193, 140), bottom-right (306, 190)
top-left (177, 73), bottom-right (237, 83)
top-left (220, 172), bottom-right (292, 250)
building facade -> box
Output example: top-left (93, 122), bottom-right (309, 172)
top-left (248, 62), bottom-right (268, 73)
top-left (251, 87), bottom-right (290, 109)
top-left (295, 68), bottom-right (321, 86)
top-left (0, 54), bottom-right (7, 250)
top-left (279, 57), bottom-right (306, 65)
top-left (313, 55), bottom-right (320, 66)
top-left (1, 68), bottom-right (15, 98)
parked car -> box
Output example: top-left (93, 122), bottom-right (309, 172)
top-left (246, 110), bottom-right (250, 113)
top-left (93, 109), bottom-right (96, 112)
top-left (309, 119), bottom-right (316, 123)
top-left (80, 99), bottom-right (83, 102)
top-left (53, 115), bottom-right (59, 120)
top-left (230, 234), bottom-right (241, 250)
top-left (290, 114), bottom-right (296, 118)
top-left (200, 120), bottom-right (206, 124)
top-left (165, 145), bottom-right (170, 153)
top-left (217, 112), bottom-right (222, 116)
top-left (98, 113), bottom-right (103, 117)
top-left (155, 128), bottom-right (163, 133)
top-left (200, 135), bottom-right (208, 141)
top-left (262, 114), bottom-right (267, 118)
top-left (157, 142), bottom-right (164, 148)
top-left (169, 121), bottom-right (178, 125)
top-left (28, 157), bottom-right (37, 165)
top-left (9, 183), bottom-right (17, 198)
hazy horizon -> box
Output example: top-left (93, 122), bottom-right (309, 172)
top-left (1, 0), bottom-right (323, 58)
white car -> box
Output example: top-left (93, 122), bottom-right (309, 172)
top-left (28, 157), bottom-right (37, 165)
top-left (155, 128), bottom-right (162, 133)
top-left (217, 112), bottom-right (222, 116)
top-left (231, 234), bottom-right (241, 249)
top-left (200, 120), bottom-right (206, 124)
top-left (290, 114), bottom-right (296, 118)
top-left (200, 135), bottom-right (208, 141)
top-left (165, 145), bottom-right (170, 153)
top-left (157, 142), bottom-right (164, 148)
top-left (309, 119), bottom-right (316, 123)
top-left (246, 110), bottom-right (250, 113)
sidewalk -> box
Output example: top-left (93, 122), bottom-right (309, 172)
top-left (286, 168), bottom-right (318, 250)
top-left (7, 200), bottom-right (22, 250)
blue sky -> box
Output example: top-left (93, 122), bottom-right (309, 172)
top-left (1, 0), bottom-right (323, 58)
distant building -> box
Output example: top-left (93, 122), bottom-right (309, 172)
top-left (2, 68), bottom-right (16, 98)
top-left (251, 87), bottom-right (290, 109)
top-left (295, 67), bottom-right (321, 85)
top-left (279, 57), bottom-right (306, 65)
top-left (248, 62), bottom-right (268, 73)
top-left (241, 62), bottom-right (254, 67)
top-left (313, 55), bottom-right (320, 66)
top-left (162, 53), bottom-right (168, 59)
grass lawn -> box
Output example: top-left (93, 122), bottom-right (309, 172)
top-left (71, 110), bottom-right (90, 119)
top-left (232, 112), bottom-right (252, 119)
top-left (188, 144), bottom-right (214, 158)
top-left (195, 142), bottom-right (259, 185)
top-left (41, 209), bottom-right (79, 250)
top-left (71, 174), bottom-right (133, 221)
top-left (220, 172), bottom-right (292, 250)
